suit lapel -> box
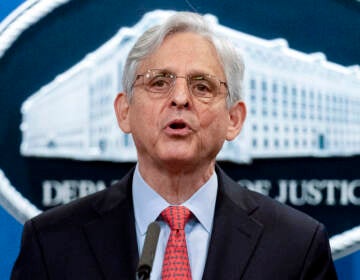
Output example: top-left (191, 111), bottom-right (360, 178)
top-left (81, 167), bottom-right (263, 279)
top-left (202, 167), bottom-right (264, 280)
top-left (83, 170), bottom-right (139, 280)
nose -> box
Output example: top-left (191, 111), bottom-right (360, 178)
top-left (170, 77), bottom-right (190, 108)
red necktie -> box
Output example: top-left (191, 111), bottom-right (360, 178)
top-left (161, 206), bottom-right (192, 280)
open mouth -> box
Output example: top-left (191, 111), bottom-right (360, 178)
top-left (165, 119), bottom-right (192, 136)
top-left (169, 122), bottom-right (187, 129)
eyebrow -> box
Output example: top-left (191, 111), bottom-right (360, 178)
top-left (150, 68), bottom-right (220, 78)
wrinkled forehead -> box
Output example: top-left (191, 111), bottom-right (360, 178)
top-left (137, 31), bottom-right (226, 78)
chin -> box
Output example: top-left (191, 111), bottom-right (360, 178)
top-left (159, 154), bottom-right (197, 168)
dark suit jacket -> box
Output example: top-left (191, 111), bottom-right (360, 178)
top-left (11, 167), bottom-right (337, 279)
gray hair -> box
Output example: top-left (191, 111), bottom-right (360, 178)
top-left (122, 11), bottom-right (245, 107)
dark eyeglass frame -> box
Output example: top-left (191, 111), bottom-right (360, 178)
top-left (132, 69), bottom-right (228, 100)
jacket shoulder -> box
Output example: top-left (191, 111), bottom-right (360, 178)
top-left (217, 166), bottom-right (321, 233)
top-left (29, 170), bottom-right (133, 231)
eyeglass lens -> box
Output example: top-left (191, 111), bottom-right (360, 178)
top-left (142, 69), bottom-right (224, 99)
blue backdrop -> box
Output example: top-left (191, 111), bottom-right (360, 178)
top-left (1, 1), bottom-right (360, 279)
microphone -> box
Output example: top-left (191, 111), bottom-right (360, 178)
top-left (136, 222), bottom-right (161, 280)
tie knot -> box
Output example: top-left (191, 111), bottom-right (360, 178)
top-left (161, 206), bottom-right (192, 230)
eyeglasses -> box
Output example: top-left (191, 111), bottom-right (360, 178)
top-left (133, 69), bottom-right (228, 100)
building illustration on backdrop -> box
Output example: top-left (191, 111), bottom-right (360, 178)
top-left (19, 10), bottom-right (360, 164)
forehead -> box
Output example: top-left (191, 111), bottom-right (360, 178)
top-left (138, 32), bottom-right (225, 78)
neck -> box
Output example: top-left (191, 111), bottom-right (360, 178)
top-left (138, 160), bottom-right (215, 205)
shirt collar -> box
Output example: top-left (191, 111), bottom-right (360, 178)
top-left (182, 173), bottom-right (217, 233)
top-left (132, 164), bottom-right (218, 235)
top-left (132, 164), bottom-right (169, 235)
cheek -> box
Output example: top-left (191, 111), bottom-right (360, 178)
top-left (131, 99), bottom-right (156, 126)
top-left (199, 107), bottom-right (229, 132)
top-left (133, 106), bottom-right (165, 145)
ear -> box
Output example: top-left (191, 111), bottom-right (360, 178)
top-left (226, 101), bottom-right (246, 141)
top-left (114, 92), bottom-right (131, 133)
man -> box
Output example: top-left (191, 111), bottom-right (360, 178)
top-left (12, 11), bottom-right (337, 279)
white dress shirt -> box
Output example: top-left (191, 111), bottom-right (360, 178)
top-left (132, 164), bottom-right (218, 280)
